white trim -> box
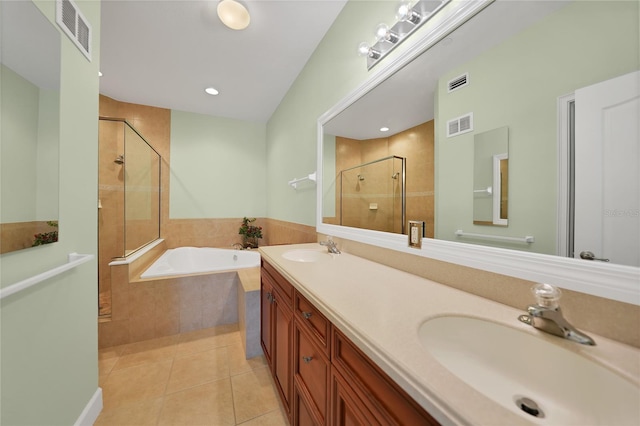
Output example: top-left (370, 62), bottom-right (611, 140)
top-left (492, 153), bottom-right (508, 226)
top-left (74, 388), bottom-right (102, 426)
top-left (557, 93), bottom-right (574, 258)
top-left (317, 0), bottom-right (640, 306)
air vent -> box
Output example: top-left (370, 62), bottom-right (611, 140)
top-left (446, 113), bottom-right (474, 137)
top-left (56, 0), bottom-right (92, 61)
top-left (448, 73), bottom-right (469, 92)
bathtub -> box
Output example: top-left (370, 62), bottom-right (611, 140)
top-left (140, 247), bottom-right (260, 279)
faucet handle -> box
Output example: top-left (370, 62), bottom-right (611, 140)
top-left (532, 283), bottom-right (561, 309)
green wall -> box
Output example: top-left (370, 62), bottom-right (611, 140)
top-left (170, 110), bottom-right (267, 218)
top-left (435, 0), bottom-right (639, 255)
top-left (266, 0), bottom-right (398, 226)
top-left (0, 0), bottom-right (101, 424)
top-left (1, 66), bottom-right (40, 222)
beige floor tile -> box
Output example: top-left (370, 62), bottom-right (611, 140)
top-left (99, 356), bottom-right (119, 377)
top-left (228, 342), bottom-right (267, 376)
top-left (165, 346), bottom-right (230, 394)
top-left (237, 408), bottom-right (288, 426)
top-left (158, 379), bottom-right (236, 426)
top-left (101, 360), bottom-right (173, 410)
top-left (231, 366), bottom-right (281, 424)
top-left (176, 323), bottom-right (241, 356)
top-left (94, 397), bottom-right (163, 426)
top-left (114, 335), bottom-right (179, 371)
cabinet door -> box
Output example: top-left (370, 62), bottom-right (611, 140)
top-left (331, 367), bottom-right (379, 426)
top-left (294, 322), bottom-right (330, 424)
top-left (295, 386), bottom-right (322, 426)
top-left (274, 290), bottom-right (293, 418)
top-left (260, 277), bottom-right (274, 366)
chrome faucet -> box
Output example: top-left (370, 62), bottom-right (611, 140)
top-left (319, 238), bottom-right (341, 254)
top-left (518, 283), bottom-right (596, 346)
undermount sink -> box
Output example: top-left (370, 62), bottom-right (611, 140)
top-left (281, 249), bottom-right (329, 263)
top-left (418, 316), bottom-right (639, 425)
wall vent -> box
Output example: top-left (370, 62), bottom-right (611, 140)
top-left (447, 112), bottom-right (474, 137)
top-left (56, 0), bottom-right (92, 61)
top-left (448, 73), bottom-right (469, 92)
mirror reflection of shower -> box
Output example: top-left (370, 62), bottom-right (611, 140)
top-left (340, 155), bottom-right (406, 234)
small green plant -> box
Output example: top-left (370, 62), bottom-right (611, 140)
top-left (33, 221), bottom-right (58, 246)
top-left (239, 217), bottom-right (262, 248)
top-left (239, 217), bottom-right (263, 239)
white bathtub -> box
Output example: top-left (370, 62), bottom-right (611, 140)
top-left (140, 247), bottom-right (260, 279)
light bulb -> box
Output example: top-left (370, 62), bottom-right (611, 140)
top-left (375, 23), bottom-right (399, 44)
top-left (396, 2), bottom-right (421, 24)
top-left (357, 42), bottom-right (371, 57)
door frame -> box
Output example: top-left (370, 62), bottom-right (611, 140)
top-left (557, 92), bottom-right (575, 258)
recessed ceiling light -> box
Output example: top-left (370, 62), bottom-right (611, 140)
top-left (217, 0), bottom-right (250, 30)
top-left (380, 127), bottom-right (390, 132)
top-left (205, 87), bottom-right (219, 96)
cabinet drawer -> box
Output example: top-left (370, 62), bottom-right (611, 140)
top-left (262, 260), bottom-right (294, 308)
top-left (295, 292), bottom-right (330, 355)
top-left (332, 329), bottom-right (439, 425)
top-left (295, 322), bottom-right (330, 424)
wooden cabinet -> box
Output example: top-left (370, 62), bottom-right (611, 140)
top-left (332, 328), bottom-right (439, 426)
top-left (261, 260), bottom-right (294, 422)
top-left (261, 259), bottom-right (439, 426)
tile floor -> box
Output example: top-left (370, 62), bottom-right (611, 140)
top-left (97, 323), bottom-right (289, 425)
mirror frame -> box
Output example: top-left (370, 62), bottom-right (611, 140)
top-left (317, 0), bottom-right (639, 306)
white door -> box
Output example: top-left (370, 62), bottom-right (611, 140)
top-left (574, 71), bottom-right (639, 267)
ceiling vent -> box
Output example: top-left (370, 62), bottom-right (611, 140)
top-left (56, 0), bottom-right (92, 61)
top-left (447, 112), bottom-right (473, 137)
top-left (448, 73), bottom-right (469, 92)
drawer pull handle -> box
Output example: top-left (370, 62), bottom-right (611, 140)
top-left (302, 311), bottom-right (313, 319)
top-left (302, 356), bottom-right (313, 364)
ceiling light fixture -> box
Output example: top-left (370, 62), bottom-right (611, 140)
top-left (380, 127), bottom-right (390, 132)
top-left (205, 87), bottom-right (219, 95)
top-left (217, 0), bottom-right (250, 30)
top-left (358, 0), bottom-right (450, 70)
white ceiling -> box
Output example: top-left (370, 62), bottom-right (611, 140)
top-left (99, 0), bottom-right (347, 123)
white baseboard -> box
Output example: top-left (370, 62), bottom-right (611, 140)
top-left (74, 387), bottom-right (103, 426)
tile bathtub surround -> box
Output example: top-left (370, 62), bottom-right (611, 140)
top-left (97, 324), bottom-right (288, 426)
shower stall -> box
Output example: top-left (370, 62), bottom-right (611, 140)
top-left (340, 155), bottom-right (406, 234)
top-left (98, 117), bottom-right (161, 317)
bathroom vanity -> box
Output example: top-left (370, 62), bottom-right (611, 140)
top-left (259, 243), bottom-right (640, 426)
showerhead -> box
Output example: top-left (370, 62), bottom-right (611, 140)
top-left (114, 154), bottom-right (124, 165)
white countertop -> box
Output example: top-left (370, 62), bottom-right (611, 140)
top-left (259, 243), bottom-right (640, 426)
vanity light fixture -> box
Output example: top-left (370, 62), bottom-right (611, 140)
top-left (217, 0), bottom-right (250, 30)
top-left (205, 87), bottom-right (219, 95)
top-left (358, 0), bottom-right (450, 70)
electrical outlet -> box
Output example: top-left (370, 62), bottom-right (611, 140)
top-left (408, 221), bottom-right (425, 249)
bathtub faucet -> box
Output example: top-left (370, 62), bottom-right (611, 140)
top-left (231, 243), bottom-right (244, 250)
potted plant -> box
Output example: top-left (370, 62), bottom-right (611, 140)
top-left (239, 217), bottom-right (262, 249)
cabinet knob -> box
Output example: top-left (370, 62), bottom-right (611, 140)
top-left (302, 356), bottom-right (313, 364)
top-left (302, 311), bottom-right (312, 319)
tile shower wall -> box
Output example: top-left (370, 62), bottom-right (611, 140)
top-left (334, 120), bottom-right (434, 237)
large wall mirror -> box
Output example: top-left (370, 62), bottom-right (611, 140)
top-left (318, 0), bottom-right (639, 305)
top-left (1, 1), bottom-right (61, 254)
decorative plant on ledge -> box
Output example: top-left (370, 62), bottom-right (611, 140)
top-left (239, 217), bottom-right (262, 249)
top-left (33, 221), bottom-right (58, 246)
